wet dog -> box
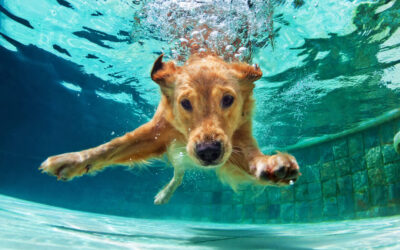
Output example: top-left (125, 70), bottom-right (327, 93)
top-left (40, 52), bottom-right (300, 204)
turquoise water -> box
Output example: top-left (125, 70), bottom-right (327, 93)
top-left (1, 0), bottom-right (399, 150)
top-left (2, 194), bottom-right (400, 249)
top-left (1, 0), bottom-right (400, 248)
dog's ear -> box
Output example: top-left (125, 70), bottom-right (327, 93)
top-left (151, 54), bottom-right (177, 95)
top-left (231, 63), bottom-right (262, 83)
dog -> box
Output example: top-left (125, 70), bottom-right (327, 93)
top-left (39, 52), bottom-right (300, 205)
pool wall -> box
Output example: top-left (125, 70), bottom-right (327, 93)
top-left (157, 109), bottom-right (400, 223)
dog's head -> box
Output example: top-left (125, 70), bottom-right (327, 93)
top-left (151, 54), bottom-right (262, 167)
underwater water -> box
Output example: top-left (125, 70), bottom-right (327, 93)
top-left (1, 0), bottom-right (400, 248)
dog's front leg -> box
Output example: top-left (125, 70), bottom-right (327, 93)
top-left (232, 122), bottom-right (301, 185)
top-left (40, 117), bottom-right (177, 181)
top-left (154, 167), bottom-right (184, 205)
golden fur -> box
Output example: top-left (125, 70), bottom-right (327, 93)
top-left (40, 53), bottom-right (300, 204)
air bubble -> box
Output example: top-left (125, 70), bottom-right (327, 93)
top-left (225, 45), bottom-right (234, 53)
top-left (238, 47), bottom-right (247, 53)
top-left (209, 31), bottom-right (219, 39)
top-left (191, 31), bottom-right (201, 39)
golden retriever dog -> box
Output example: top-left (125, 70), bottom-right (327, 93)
top-left (39, 52), bottom-right (300, 204)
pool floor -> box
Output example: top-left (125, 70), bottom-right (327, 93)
top-left (0, 194), bottom-right (399, 249)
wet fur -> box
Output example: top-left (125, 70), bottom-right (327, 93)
top-left (40, 53), bottom-right (300, 205)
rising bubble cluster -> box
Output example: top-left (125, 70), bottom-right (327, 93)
top-left (131, 0), bottom-right (277, 63)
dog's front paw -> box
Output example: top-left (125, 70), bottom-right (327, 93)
top-left (250, 153), bottom-right (300, 185)
top-left (39, 152), bottom-right (93, 181)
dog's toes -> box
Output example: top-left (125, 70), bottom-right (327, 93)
top-left (39, 158), bottom-right (58, 176)
top-left (39, 153), bottom-right (91, 180)
top-left (253, 153), bottom-right (300, 185)
top-left (274, 165), bottom-right (288, 179)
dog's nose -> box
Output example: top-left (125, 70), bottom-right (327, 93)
top-left (195, 141), bottom-right (222, 165)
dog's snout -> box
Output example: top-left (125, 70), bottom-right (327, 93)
top-left (195, 141), bottom-right (222, 165)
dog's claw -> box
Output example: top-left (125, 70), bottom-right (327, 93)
top-left (85, 164), bottom-right (92, 173)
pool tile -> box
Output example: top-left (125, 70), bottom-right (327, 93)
top-left (370, 186), bottom-right (388, 206)
top-left (380, 121), bottom-right (395, 145)
top-left (280, 203), bottom-right (295, 222)
top-left (322, 179), bottom-right (337, 198)
top-left (295, 201), bottom-right (310, 222)
top-left (323, 197), bottom-right (338, 218)
top-left (337, 175), bottom-right (353, 195)
top-left (267, 204), bottom-right (281, 219)
top-left (382, 144), bottom-right (400, 164)
top-left (368, 168), bottom-right (386, 186)
top-left (363, 127), bottom-right (380, 150)
top-left (306, 164), bottom-right (321, 183)
top-left (354, 191), bottom-right (370, 211)
top-left (348, 133), bottom-right (364, 156)
top-left (280, 186), bottom-right (295, 202)
top-left (308, 182), bottom-right (322, 200)
top-left (309, 199), bottom-right (323, 220)
top-left (267, 188), bottom-right (281, 204)
top-left (335, 158), bottom-right (351, 177)
top-left (349, 152), bottom-right (367, 173)
top-left (365, 146), bottom-right (383, 169)
top-left (333, 138), bottom-right (348, 159)
top-left (295, 184), bottom-right (308, 201)
top-left (319, 142), bottom-right (334, 162)
top-left (383, 163), bottom-right (400, 184)
top-left (352, 170), bottom-right (369, 193)
top-left (320, 161), bottom-right (336, 181)
top-left (388, 182), bottom-right (400, 203)
top-left (337, 193), bottom-right (355, 216)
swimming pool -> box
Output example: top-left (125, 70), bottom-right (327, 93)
top-left (1, 0), bottom-right (400, 248)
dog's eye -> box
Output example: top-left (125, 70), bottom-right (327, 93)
top-left (180, 99), bottom-right (192, 111)
top-left (221, 95), bottom-right (234, 108)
